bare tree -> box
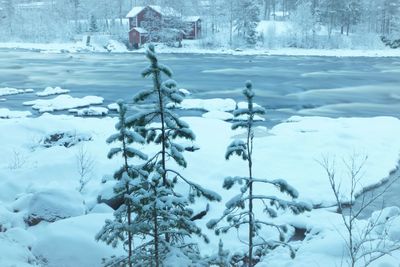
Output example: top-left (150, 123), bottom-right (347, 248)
top-left (75, 144), bottom-right (95, 193)
top-left (319, 155), bottom-right (400, 267)
top-left (8, 149), bottom-right (28, 170)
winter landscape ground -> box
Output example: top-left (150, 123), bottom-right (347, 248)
top-left (1, 46), bottom-right (400, 266)
top-left (1, 0), bottom-right (400, 266)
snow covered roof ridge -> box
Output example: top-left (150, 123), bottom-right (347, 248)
top-left (184, 16), bottom-right (201, 22)
top-left (126, 5), bottom-right (181, 18)
top-left (126, 6), bottom-right (145, 18)
top-left (130, 27), bottom-right (148, 34)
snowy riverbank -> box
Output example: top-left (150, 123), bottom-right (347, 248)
top-left (1, 111), bottom-right (400, 266)
top-left (1, 40), bottom-right (400, 57)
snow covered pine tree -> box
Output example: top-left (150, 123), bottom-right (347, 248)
top-left (234, 0), bottom-right (260, 46)
top-left (207, 81), bottom-right (312, 267)
top-left (96, 101), bottom-right (149, 267)
top-left (122, 44), bottom-right (221, 266)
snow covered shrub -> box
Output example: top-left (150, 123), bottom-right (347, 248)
top-left (7, 149), bottom-right (28, 170)
top-left (40, 131), bottom-right (92, 148)
top-left (207, 81), bottom-right (311, 267)
top-left (321, 155), bottom-right (400, 267)
top-left (205, 239), bottom-right (230, 267)
top-left (75, 145), bottom-right (95, 193)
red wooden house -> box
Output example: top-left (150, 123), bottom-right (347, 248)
top-left (184, 16), bottom-right (202, 39)
top-left (126, 5), bottom-right (201, 48)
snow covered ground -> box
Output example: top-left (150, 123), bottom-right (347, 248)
top-left (0, 87), bottom-right (34, 97)
top-left (23, 95), bottom-right (104, 113)
top-left (1, 111), bottom-right (400, 266)
top-left (35, 87), bottom-right (70, 97)
top-left (1, 40), bottom-right (400, 57)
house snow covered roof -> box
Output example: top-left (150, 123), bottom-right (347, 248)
top-left (184, 16), bottom-right (201, 22)
top-left (129, 27), bottom-right (148, 34)
top-left (126, 5), bottom-right (181, 18)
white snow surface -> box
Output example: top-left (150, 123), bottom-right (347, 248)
top-left (23, 95), bottom-right (104, 112)
top-left (168, 98), bottom-right (237, 112)
top-left (202, 110), bottom-right (234, 121)
top-left (107, 103), bottom-right (119, 112)
top-left (0, 108), bottom-right (31, 119)
top-left (0, 87), bottom-right (34, 97)
top-left (0, 114), bottom-right (400, 266)
top-left (35, 87), bottom-right (70, 97)
top-left (24, 189), bottom-right (86, 225)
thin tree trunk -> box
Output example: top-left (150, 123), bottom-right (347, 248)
top-left (122, 132), bottom-right (133, 267)
top-left (229, 1), bottom-right (233, 47)
top-left (154, 67), bottom-right (170, 243)
top-left (247, 109), bottom-right (254, 267)
top-left (153, 188), bottom-right (160, 267)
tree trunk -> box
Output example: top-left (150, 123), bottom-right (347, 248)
top-left (154, 63), bottom-right (170, 244)
top-left (122, 131), bottom-right (133, 267)
top-left (247, 112), bottom-right (254, 266)
top-left (153, 188), bottom-right (160, 267)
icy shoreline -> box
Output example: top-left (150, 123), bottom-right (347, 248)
top-left (1, 41), bottom-right (400, 58)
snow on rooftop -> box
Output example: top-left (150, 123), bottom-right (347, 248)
top-left (149, 5), bottom-right (181, 17)
top-left (126, 5), bottom-right (181, 18)
top-left (16, 1), bottom-right (51, 9)
top-left (126, 6), bottom-right (145, 18)
top-left (130, 27), bottom-right (148, 34)
top-left (184, 16), bottom-right (201, 22)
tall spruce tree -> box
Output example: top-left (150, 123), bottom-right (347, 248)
top-left (89, 14), bottom-right (99, 33)
top-left (234, 0), bottom-right (260, 45)
top-left (207, 81), bottom-right (311, 267)
top-left (96, 101), bottom-right (149, 267)
top-left (122, 44), bottom-right (221, 266)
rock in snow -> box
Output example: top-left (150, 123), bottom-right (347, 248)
top-left (0, 108), bottom-right (31, 119)
top-left (24, 189), bottom-right (86, 226)
top-left (23, 95), bottom-right (104, 113)
top-left (0, 87), bottom-right (34, 97)
top-left (39, 131), bottom-right (92, 148)
top-left (35, 86), bottom-right (70, 97)
top-left (107, 103), bottom-right (120, 112)
top-left (167, 98), bottom-right (237, 112)
top-left (202, 110), bottom-right (234, 121)
top-left (69, 107), bottom-right (108, 116)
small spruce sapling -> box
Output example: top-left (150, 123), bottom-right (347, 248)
top-left (125, 44), bottom-right (221, 266)
top-left (96, 101), bottom-right (148, 267)
top-left (206, 239), bottom-right (230, 267)
top-left (207, 81), bottom-right (311, 267)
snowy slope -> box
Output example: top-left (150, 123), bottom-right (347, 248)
top-left (0, 113), bottom-right (400, 266)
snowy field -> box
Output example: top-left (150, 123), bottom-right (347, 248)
top-left (1, 50), bottom-right (400, 266)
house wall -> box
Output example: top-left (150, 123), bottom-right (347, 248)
top-left (137, 7), bottom-right (162, 30)
top-left (129, 30), bottom-right (140, 46)
top-left (184, 20), bottom-right (201, 39)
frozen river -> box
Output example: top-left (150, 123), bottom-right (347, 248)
top-left (1, 50), bottom-right (400, 125)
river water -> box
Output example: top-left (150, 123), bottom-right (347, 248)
top-left (1, 49), bottom-right (399, 217)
